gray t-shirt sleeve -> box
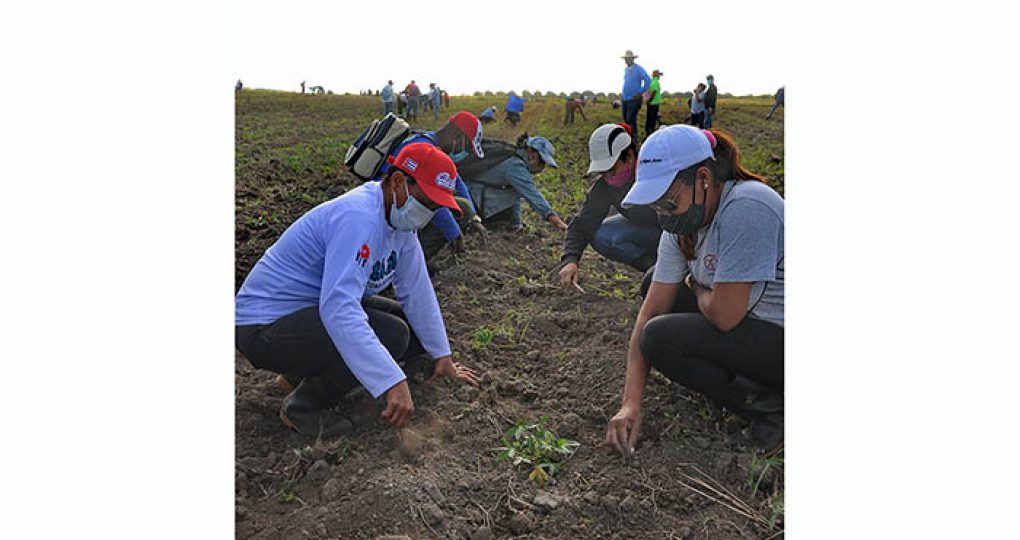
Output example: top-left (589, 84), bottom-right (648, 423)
top-left (652, 231), bottom-right (688, 283)
top-left (714, 198), bottom-right (781, 283)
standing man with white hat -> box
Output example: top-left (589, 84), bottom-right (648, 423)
top-left (620, 50), bottom-right (651, 139)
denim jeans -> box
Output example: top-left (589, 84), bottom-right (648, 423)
top-left (704, 108), bottom-right (714, 129)
top-left (235, 296), bottom-right (423, 394)
top-left (621, 97), bottom-right (642, 138)
top-left (407, 98), bottom-right (418, 119)
top-left (383, 101), bottom-right (393, 116)
top-left (589, 214), bottom-right (660, 270)
top-left (766, 100), bottom-right (783, 119)
top-left (484, 201), bottom-right (524, 229)
top-left (432, 100), bottom-right (440, 120)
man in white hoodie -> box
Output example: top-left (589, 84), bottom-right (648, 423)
top-left (235, 143), bottom-right (480, 438)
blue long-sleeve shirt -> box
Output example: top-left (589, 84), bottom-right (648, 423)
top-left (235, 182), bottom-right (452, 397)
top-left (373, 131), bottom-right (477, 242)
top-left (622, 63), bottom-right (651, 101)
top-left (463, 149), bottom-right (556, 220)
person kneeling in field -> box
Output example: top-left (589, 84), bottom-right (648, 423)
top-left (235, 143), bottom-right (480, 438)
top-left (373, 112), bottom-right (489, 263)
top-left (557, 123), bottom-right (660, 292)
top-left (606, 125), bottom-right (784, 455)
top-left (456, 134), bottom-right (568, 232)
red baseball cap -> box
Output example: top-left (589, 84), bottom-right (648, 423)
top-left (449, 112), bottom-right (485, 158)
top-left (386, 143), bottom-right (462, 217)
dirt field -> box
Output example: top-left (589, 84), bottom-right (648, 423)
top-left (235, 91), bottom-right (785, 539)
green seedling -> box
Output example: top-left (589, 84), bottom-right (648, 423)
top-left (496, 416), bottom-right (579, 487)
top-left (472, 326), bottom-right (494, 350)
top-left (746, 453), bottom-right (784, 497)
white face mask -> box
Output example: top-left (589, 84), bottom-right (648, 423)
top-left (388, 180), bottom-right (436, 231)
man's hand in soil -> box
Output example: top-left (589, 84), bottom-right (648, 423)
top-left (467, 218), bottom-right (488, 244)
top-left (606, 405), bottom-right (642, 458)
top-left (547, 214), bottom-right (568, 232)
top-left (426, 355), bottom-right (480, 387)
top-left (382, 380), bottom-right (414, 429)
top-left (558, 262), bottom-right (585, 293)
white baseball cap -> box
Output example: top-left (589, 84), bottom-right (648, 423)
top-left (587, 124), bottom-right (633, 174)
top-left (621, 125), bottom-right (716, 208)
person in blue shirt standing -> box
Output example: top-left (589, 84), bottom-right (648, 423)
top-left (620, 50), bottom-right (651, 139)
top-left (374, 112), bottom-right (489, 262)
top-left (381, 80), bottom-right (395, 116)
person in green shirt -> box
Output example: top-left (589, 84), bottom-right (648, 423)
top-left (645, 70), bottom-right (664, 138)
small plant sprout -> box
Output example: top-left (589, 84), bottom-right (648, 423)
top-left (472, 327), bottom-right (494, 350)
top-left (496, 416), bottom-right (579, 487)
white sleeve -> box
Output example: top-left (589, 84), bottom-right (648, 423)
top-left (319, 212), bottom-right (406, 398)
top-left (392, 236), bottom-right (452, 359)
top-left (652, 231), bottom-right (689, 283)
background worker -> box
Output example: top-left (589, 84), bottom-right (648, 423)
top-left (620, 50), bottom-right (651, 137)
top-left (645, 70), bottom-right (664, 137)
top-left (381, 80), bottom-right (395, 116)
top-left (703, 74), bottom-right (718, 128)
top-left (766, 86), bottom-right (784, 119)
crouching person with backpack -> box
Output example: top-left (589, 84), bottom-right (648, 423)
top-left (457, 134), bottom-right (568, 232)
top-left (236, 143), bottom-right (481, 438)
top-left (372, 112), bottom-right (490, 261)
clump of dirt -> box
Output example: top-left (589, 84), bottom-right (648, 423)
top-left (235, 92), bottom-right (784, 539)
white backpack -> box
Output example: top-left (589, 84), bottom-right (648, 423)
top-left (344, 113), bottom-right (411, 180)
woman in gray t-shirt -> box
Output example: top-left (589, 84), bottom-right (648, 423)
top-left (605, 125), bottom-right (784, 455)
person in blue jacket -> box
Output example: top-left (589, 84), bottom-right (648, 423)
top-left (459, 135), bottom-right (568, 232)
top-left (373, 112), bottom-right (489, 261)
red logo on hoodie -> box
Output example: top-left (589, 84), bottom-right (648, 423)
top-left (355, 244), bottom-right (370, 267)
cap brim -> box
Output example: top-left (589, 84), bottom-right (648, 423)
top-left (621, 172), bottom-right (672, 209)
top-left (415, 179), bottom-right (463, 217)
top-left (587, 157), bottom-right (616, 174)
top-left (540, 152), bottom-right (558, 168)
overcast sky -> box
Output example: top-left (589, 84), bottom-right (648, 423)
top-left (233, 0), bottom-right (784, 96)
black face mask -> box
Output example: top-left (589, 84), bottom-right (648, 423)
top-left (658, 183), bottom-right (707, 234)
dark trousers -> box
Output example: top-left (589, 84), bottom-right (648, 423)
top-left (645, 103), bottom-right (660, 137)
top-left (638, 267), bottom-right (784, 395)
top-left (621, 97), bottom-right (642, 138)
top-left (689, 112), bottom-right (705, 128)
top-left (235, 296), bottom-right (422, 394)
top-left (417, 197), bottom-right (476, 261)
